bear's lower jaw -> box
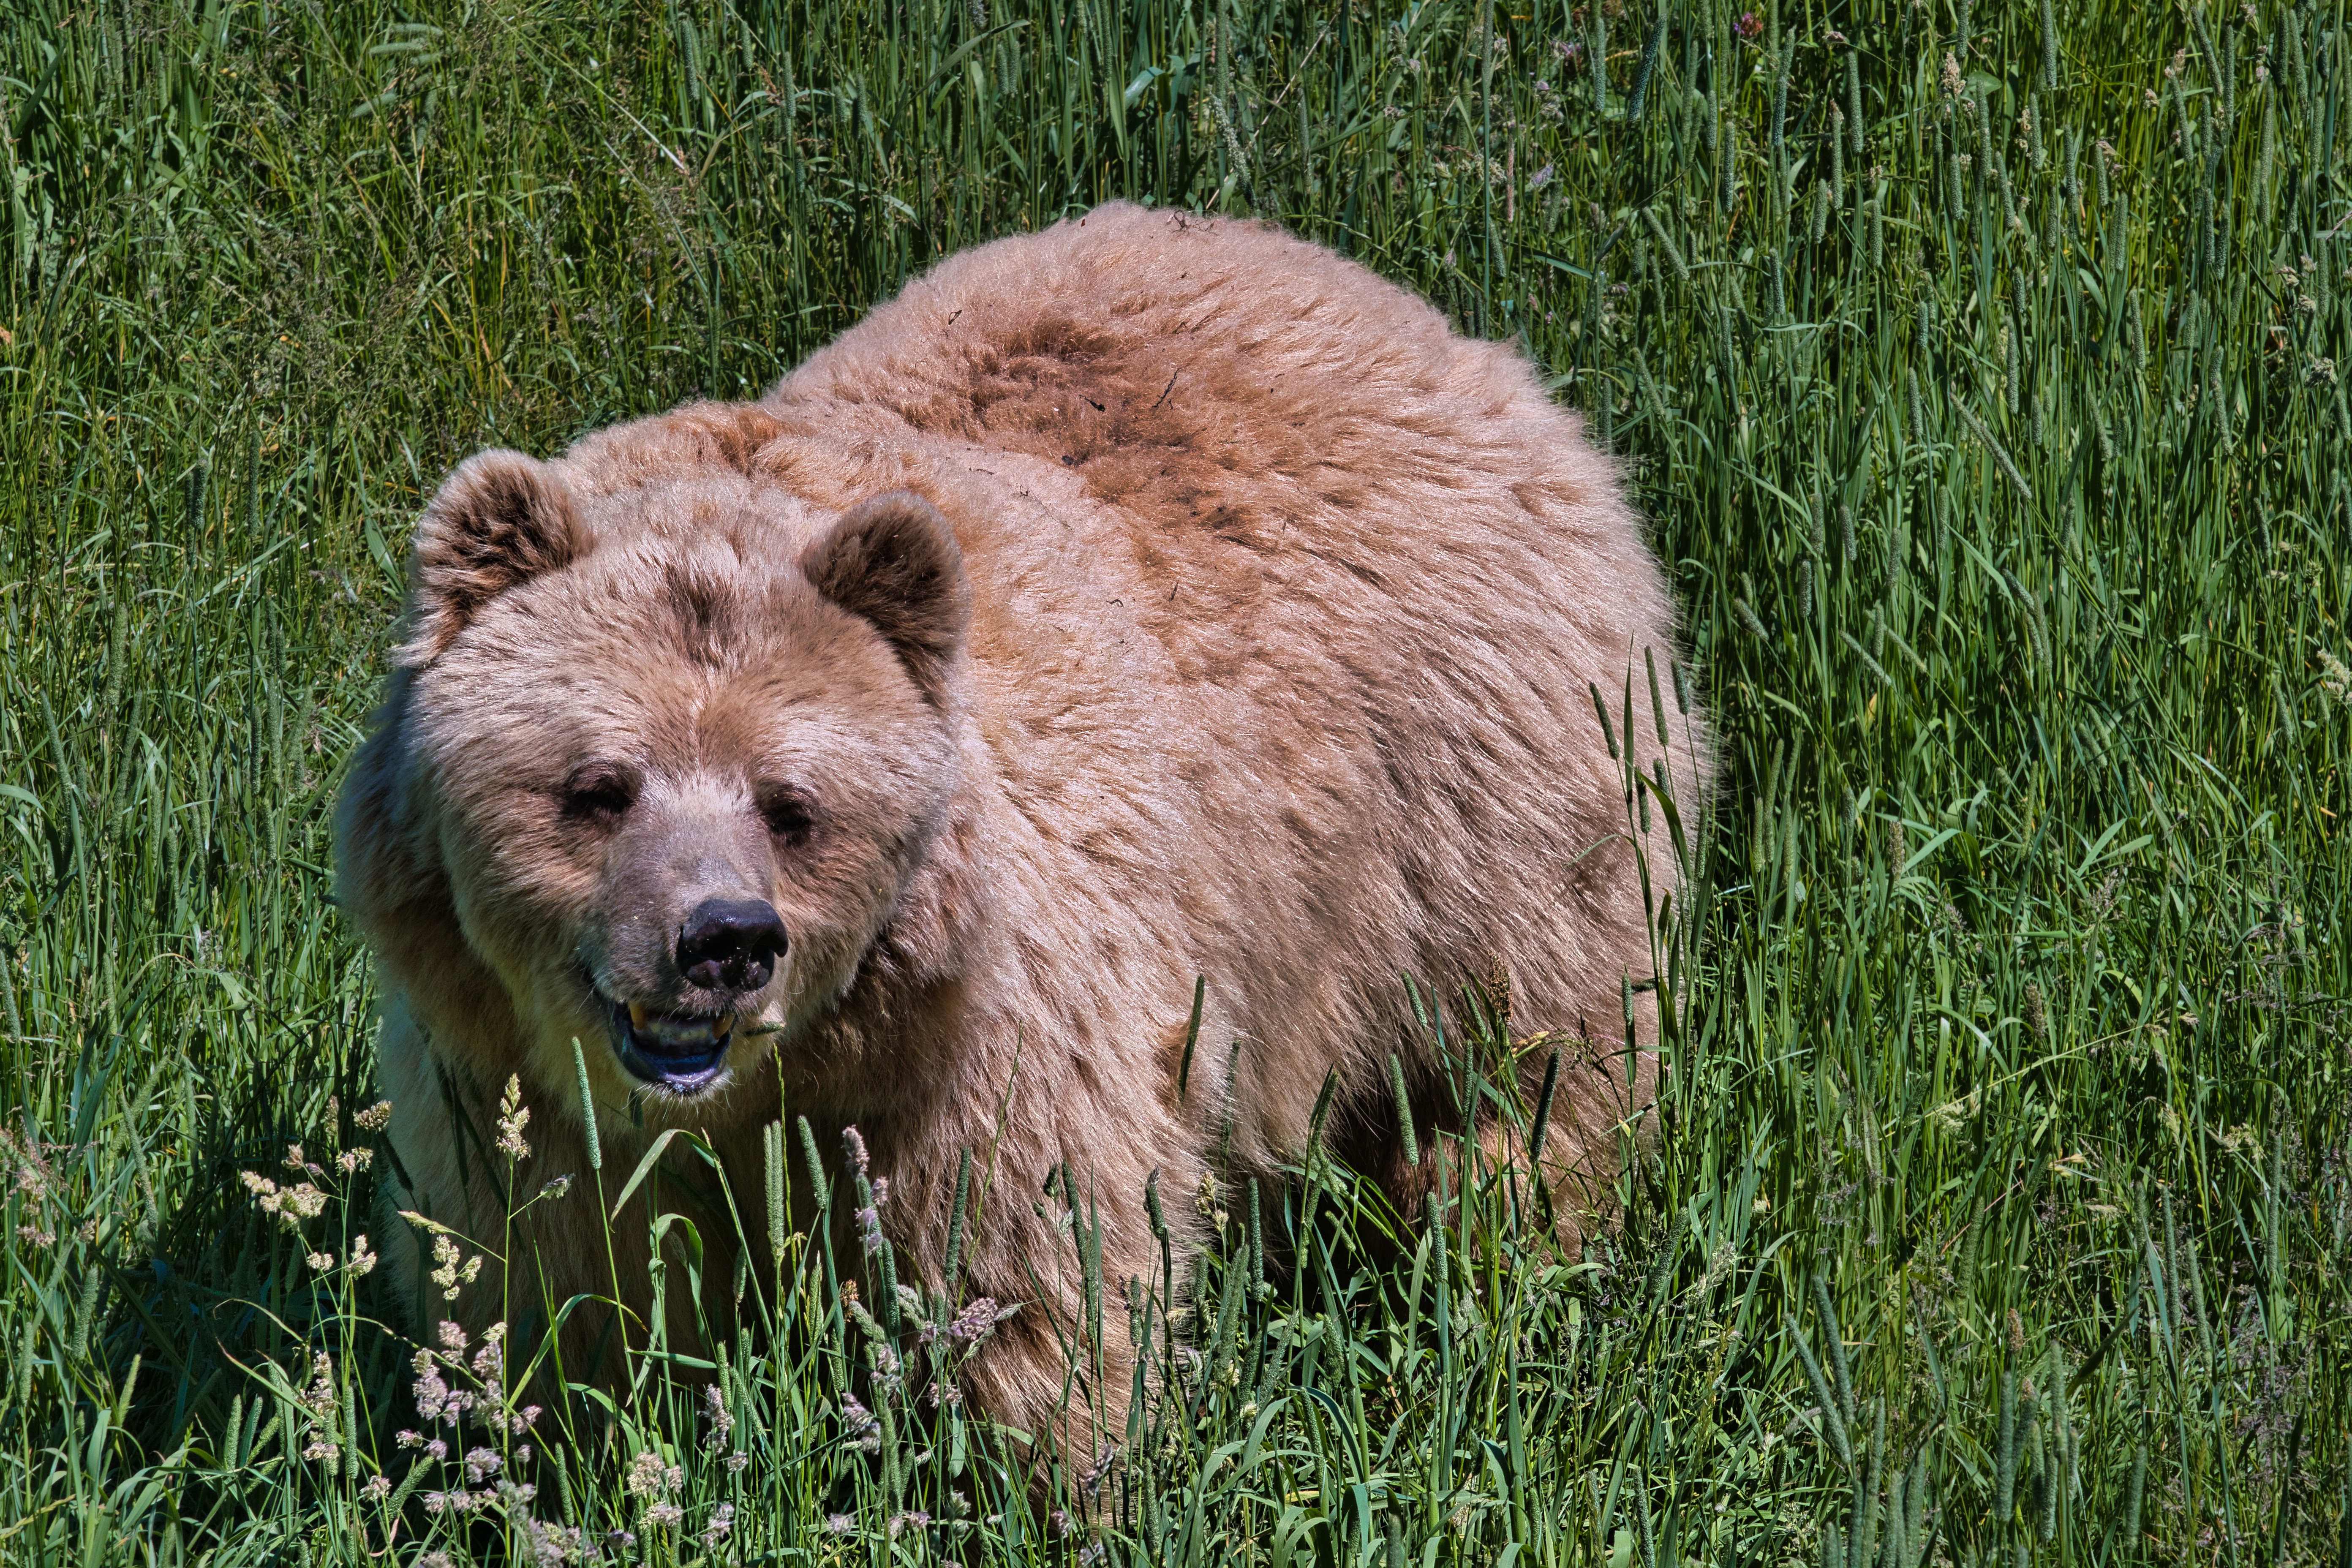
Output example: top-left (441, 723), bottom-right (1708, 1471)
top-left (603, 995), bottom-right (736, 1092)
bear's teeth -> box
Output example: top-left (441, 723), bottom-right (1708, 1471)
top-left (615, 1001), bottom-right (735, 1051)
top-left (644, 1014), bottom-right (723, 1047)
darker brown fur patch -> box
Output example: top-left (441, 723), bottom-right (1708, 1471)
top-left (663, 555), bottom-right (738, 666)
top-left (661, 401), bottom-right (790, 474)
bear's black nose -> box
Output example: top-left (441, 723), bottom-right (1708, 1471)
top-left (677, 898), bottom-right (788, 992)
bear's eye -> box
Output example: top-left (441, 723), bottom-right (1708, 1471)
top-left (561, 764), bottom-right (637, 827)
top-left (756, 785), bottom-right (815, 844)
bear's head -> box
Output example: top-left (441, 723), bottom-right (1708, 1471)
top-left (338, 409), bottom-right (970, 1126)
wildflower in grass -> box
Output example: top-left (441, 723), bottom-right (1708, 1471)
top-left (626, 1448), bottom-right (683, 1497)
top-left (702, 1381), bottom-right (735, 1451)
top-left (1942, 52), bottom-right (1965, 99)
top-left (427, 1233), bottom-right (482, 1300)
top-left (922, 1293), bottom-right (1006, 1363)
top-left (843, 1124), bottom-right (870, 1176)
top-left (335, 1146), bottom-right (371, 1174)
top-left (297, 1353), bottom-right (337, 1420)
top-left (825, 1514), bottom-right (855, 1535)
top-left (0, 1130), bottom-right (53, 1205)
top-left (857, 1204), bottom-right (884, 1254)
top-left (360, 1474), bottom-right (390, 1502)
top-left (346, 1235), bottom-right (376, 1276)
top-left (354, 1100), bottom-right (394, 1132)
top-left (473, 1324), bottom-right (506, 1384)
top-left (703, 1504), bottom-right (737, 1546)
top-left (411, 1345), bottom-right (471, 1426)
top-left (2319, 649), bottom-right (2352, 707)
top-left (1733, 11), bottom-right (1762, 38)
top-left (1930, 1089), bottom-right (1984, 1132)
top-left (519, 1516), bottom-right (585, 1565)
top-left (889, 1511), bottom-right (932, 1539)
top-left (240, 1170), bottom-right (327, 1229)
top-left (396, 1429), bottom-right (423, 1448)
top-left (420, 1555), bottom-right (453, 1568)
top-left (869, 1341), bottom-right (905, 1398)
top-left (645, 1501), bottom-right (683, 1529)
top-left (496, 1075), bottom-right (531, 1161)
top-left (538, 1173), bottom-right (573, 1200)
top-left (839, 1392), bottom-right (882, 1453)
top-left (306, 1249), bottom-right (334, 1272)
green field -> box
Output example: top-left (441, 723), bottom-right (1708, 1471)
top-left (2, 0), bottom-right (2347, 1561)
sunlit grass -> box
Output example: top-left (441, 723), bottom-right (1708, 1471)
top-left (0, 0), bottom-right (2344, 1561)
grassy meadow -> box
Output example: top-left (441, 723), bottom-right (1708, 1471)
top-left (2, 0), bottom-right (2348, 1561)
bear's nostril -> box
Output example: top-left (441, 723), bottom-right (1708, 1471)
top-left (677, 898), bottom-right (788, 992)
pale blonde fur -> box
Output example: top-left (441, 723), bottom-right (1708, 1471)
top-left (338, 204), bottom-right (1705, 1451)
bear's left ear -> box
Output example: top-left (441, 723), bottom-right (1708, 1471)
top-left (400, 450), bottom-right (583, 665)
top-left (800, 491), bottom-right (971, 706)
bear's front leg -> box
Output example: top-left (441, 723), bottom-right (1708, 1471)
top-left (951, 1200), bottom-right (1154, 1478)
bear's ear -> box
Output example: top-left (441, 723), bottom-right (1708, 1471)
top-left (400, 450), bottom-right (583, 665)
top-left (800, 491), bottom-right (970, 705)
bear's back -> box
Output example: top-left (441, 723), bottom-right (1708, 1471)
top-left (761, 204), bottom-right (1665, 708)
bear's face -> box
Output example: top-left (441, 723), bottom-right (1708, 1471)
top-left (344, 443), bottom-right (970, 1120)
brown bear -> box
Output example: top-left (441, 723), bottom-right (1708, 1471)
top-left (337, 203), bottom-right (1704, 1452)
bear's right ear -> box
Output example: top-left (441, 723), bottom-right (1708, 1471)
top-left (800, 491), bottom-right (971, 706)
top-left (400, 450), bottom-right (582, 665)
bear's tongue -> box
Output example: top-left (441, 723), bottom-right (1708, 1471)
top-left (616, 1002), bottom-right (735, 1088)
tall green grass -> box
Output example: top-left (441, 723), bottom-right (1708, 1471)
top-left (1, 0), bottom-right (2345, 1561)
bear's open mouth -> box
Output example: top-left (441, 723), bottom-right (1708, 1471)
top-left (604, 995), bottom-right (735, 1090)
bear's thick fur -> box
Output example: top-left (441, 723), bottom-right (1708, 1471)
top-left (338, 204), bottom-right (1704, 1447)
